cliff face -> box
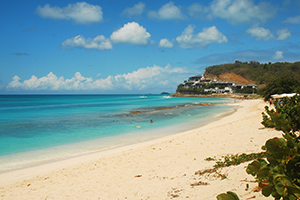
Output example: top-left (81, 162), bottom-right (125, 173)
top-left (204, 72), bottom-right (253, 85)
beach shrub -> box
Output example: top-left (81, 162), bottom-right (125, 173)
top-left (246, 135), bottom-right (300, 200)
top-left (217, 96), bottom-right (300, 199)
top-left (216, 191), bottom-right (240, 200)
top-left (246, 95), bottom-right (300, 199)
top-left (262, 95), bottom-right (300, 135)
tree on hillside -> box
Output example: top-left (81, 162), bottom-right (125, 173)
top-left (205, 61), bottom-right (300, 85)
top-left (259, 77), bottom-right (300, 101)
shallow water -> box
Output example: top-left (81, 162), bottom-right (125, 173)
top-left (0, 94), bottom-right (235, 171)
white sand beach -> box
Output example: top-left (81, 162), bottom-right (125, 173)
top-left (0, 99), bottom-right (282, 200)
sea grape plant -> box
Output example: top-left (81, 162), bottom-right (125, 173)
top-left (217, 95), bottom-right (300, 200)
top-left (246, 135), bottom-right (300, 199)
top-left (246, 95), bottom-right (300, 199)
top-left (262, 95), bottom-right (300, 136)
top-left (216, 191), bottom-right (240, 200)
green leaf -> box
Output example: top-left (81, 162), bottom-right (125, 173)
top-left (226, 191), bottom-right (239, 200)
top-left (262, 184), bottom-right (273, 197)
top-left (216, 192), bottom-right (239, 200)
top-left (257, 166), bottom-right (270, 178)
top-left (265, 138), bottom-right (282, 152)
top-left (274, 175), bottom-right (293, 196)
top-left (271, 191), bottom-right (281, 199)
top-left (246, 160), bottom-right (261, 175)
top-left (285, 185), bottom-right (300, 195)
top-left (287, 156), bottom-right (300, 179)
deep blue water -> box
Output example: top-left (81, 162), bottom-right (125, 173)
top-left (0, 94), bottom-right (234, 171)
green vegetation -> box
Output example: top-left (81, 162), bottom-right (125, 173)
top-left (217, 191), bottom-right (240, 200)
top-left (176, 83), bottom-right (205, 94)
top-left (205, 61), bottom-right (300, 85)
top-left (196, 152), bottom-right (265, 181)
top-left (246, 135), bottom-right (300, 199)
top-left (205, 152), bottom-right (265, 169)
top-left (259, 77), bottom-right (300, 101)
top-left (217, 95), bottom-right (300, 200)
top-left (176, 61), bottom-right (300, 96)
top-left (255, 96), bottom-right (300, 199)
top-left (262, 95), bottom-right (300, 134)
top-left (176, 83), bottom-right (235, 94)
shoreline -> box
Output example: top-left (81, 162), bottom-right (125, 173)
top-left (0, 99), bottom-right (282, 199)
top-left (0, 100), bottom-right (234, 173)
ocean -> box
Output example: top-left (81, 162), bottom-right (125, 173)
top-left (0, 94), bottom-right (235, 171)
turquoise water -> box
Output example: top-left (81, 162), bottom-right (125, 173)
top-left (0, 94), bottom-right (234, 171)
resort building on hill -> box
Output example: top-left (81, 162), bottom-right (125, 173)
top-left (182, 74), bottom-right (258, 94)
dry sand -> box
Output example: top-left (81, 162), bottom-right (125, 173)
top-left (0, 99), bottom-right (282, 200)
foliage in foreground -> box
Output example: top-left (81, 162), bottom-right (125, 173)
top-left (262, 95), bottom-right (300, 135)
top-left (246, 135), bottom-right (300, 199)
top-left (216, 191), bottom-right (240, 200)
top-left (247, 95), bottom-right (300, 199)
top-left (217, 95), bottom-right (300, 200)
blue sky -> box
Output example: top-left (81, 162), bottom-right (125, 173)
top-left (1, 0), bottom-right (300, 94)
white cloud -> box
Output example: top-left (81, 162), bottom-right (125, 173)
top-left (276, 29), bottom-right (291, 40)
top-left (273, 51), bottom-right (284, 60)
top-left (36, 2), bottom-right (103, 24)
top-left (110, 22), bottom-right (151, 45)
top-left (176, 25), bottom-right (228, 49)
top-left (6, 65), bottom-right (188, 92)
top-left (246, 26), bottom-right (274, 41)
top-left (187, 3), bottom-right (208, 19)
top-left (148, 1), bottom-right (186, 20)
top-left (208, 0), bottom-right (276, 24)
top-left (61, 35), bottom-right (113, 50)
top-left (121, 2), bottom-right (145, 17)
top-left (284, 15), bottom-right (300, 24)
top-left (159, 38), bottom-right (173, 48)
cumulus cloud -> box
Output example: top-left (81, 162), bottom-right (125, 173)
top-left (246, 26), bottom-right (274, 41)
top-left (121, 2), bottom-right (145, 17)
top-left (208, 0), bottom-right (276, 24)
top-left (159, 38), bottom-right (173, 48)
top-left (187, 3), bottom-right (208, 19)
top-left (6, 65), bottom-right (188, 92)
top-left (110, 22), bottom-right (151, 45)
top-left (36, 2), bottom-right (103, 24)
top-left (276, 29), bottom-right (291, 41)
top-left (148, 1), bottom-right (186, 20)
top-left (61, 35), bottom-right (112, 50)
top-left (284, 15), bottom-right (300, 24)
top-left (273, 51), bottom-right (284, 60)
top-left (176, 25), bottom-right (228, 49)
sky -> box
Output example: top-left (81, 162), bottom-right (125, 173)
top-left (1, 0), bottom-right (300, 94)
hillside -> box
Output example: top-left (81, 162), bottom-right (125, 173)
top-left (204, 72), bottom-right (253, 85)
top-left (205, 61), bottom-right (300, 85)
